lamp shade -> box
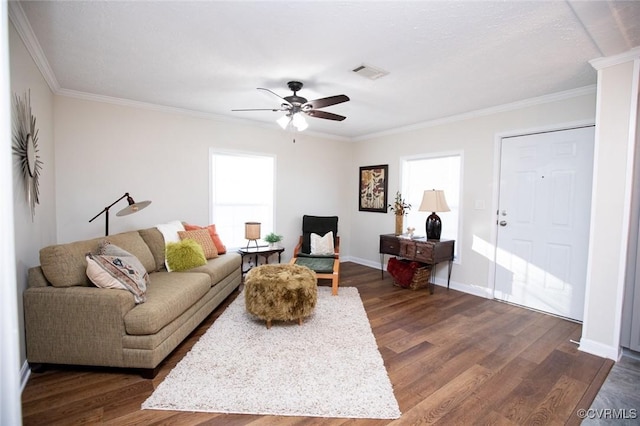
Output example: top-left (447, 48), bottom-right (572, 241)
top-left (418, 190), bottom-right (449, 240)
top-left (89, 192), bottom-right (151, 236)
top-left (291, 113), bottom-right (308, 131)
top-left (418, 190), bottom-right (450, 213)
top-left (116, 196), bottom-right (151, 216)
top-left (244, 222), bottom-right (261, 240)
top-left (276, 113), bottom-right (308, 131)
top-left (277, 115), bottom-right (291, 129)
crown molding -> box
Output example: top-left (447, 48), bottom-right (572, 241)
top-left (353, 85), bottom-right (597, 141)
top-left (62, 85), bottom-right (594, 144)
top-left (57, 88), bottom-right (351, 142)
top-left (590, 46), bottom-right (640, 70)
top-left (58, 87), bottom-right (236, 122)
top-left (8, 1), bottom-right (59, 92)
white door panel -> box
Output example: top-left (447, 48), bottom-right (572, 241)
top-left (494, 127), bottom-right (594, 321)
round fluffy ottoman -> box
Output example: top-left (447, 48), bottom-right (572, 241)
top-left (244, 264), bottom-right (317, 329)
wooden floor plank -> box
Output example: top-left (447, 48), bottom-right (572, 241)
top-left (523, 374), bottom-right (587, 425)
top-left (520, 320), bottom-right (578, 364)
top-left (21, 262), bottom-right (610, 425)
top-left (443, 356), bottom-right (537, 424)
top-left (392, 364), bottom-right (493, 425)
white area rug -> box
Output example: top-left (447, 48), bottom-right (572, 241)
top-left (142, 286), bottom-right (401, 419)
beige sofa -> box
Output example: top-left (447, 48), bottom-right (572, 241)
top-left (23, 227), bottom-right (241, 378)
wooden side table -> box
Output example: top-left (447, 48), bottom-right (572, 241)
top-left (237, 246), bottom-right (285, 274)
top-left (379, 234), bottom-right (454, 290)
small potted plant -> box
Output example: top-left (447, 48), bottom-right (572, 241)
top-left (388, 191), bottom-right (411, 235)
top-left (264, 232), bottom-right (283, 248)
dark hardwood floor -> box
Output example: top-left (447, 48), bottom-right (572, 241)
top-left (21, 262), bottom-right (613, 425)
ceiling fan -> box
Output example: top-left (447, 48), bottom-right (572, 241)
top-left (232, 81), bottom-right (349, 131)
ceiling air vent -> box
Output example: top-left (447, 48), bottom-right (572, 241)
top-left (352, 64), bottom-right (389, 80)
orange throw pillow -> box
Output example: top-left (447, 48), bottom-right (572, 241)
top-left (178, 229), bottom-right (218, 259)
top-left (184, 223), bottom-right (227, 254)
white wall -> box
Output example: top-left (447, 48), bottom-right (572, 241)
top-left (9, 20), bottom-right (56, 372)
top-left (53, 96), bottom-right (352, 259)
top-left (581, 51), bottom-right (640, 359)
top-left (2, 3), bottom-right (23, 423)
top-left (350, 92), bottom-right (597, 295)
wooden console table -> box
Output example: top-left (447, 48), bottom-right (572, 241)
top-left (379, 234), bottom-right (455, 289)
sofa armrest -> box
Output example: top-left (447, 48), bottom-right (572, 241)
top-left (24, 286), bottom-right (136, 367)
top-left (27, 266), bottom-right (50, 288)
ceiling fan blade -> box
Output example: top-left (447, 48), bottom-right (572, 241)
top-left (304, 95), bottom-right (350, 110)
top-left (305, 110), bottom-right (347, 121)
top-left (257, 87), bottom-right (291, 105)
top-left (231, 107), bottom-right (288, 112)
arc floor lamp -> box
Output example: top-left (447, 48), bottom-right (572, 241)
top-left (89, 192), bottom-right (151, 236)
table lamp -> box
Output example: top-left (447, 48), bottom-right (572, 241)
top-left (245, 222), bottom-right (261, 249)
top-left (418, 189), bottom-right (450, 240)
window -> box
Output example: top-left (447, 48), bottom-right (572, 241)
top-left (401, 153), bottom-right (462, 256)
top-left (210, 151), bottom-right (275, 248)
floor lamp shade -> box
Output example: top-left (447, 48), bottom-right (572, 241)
top-left (245, 222), bottom-right (261, 249)
top-left (88, 192), bottom-right (151, 236)
top-left (418, 190), bottom-right (450, 240)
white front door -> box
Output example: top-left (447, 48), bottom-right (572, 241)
top-left (494, 126), bottom-right (595, 321)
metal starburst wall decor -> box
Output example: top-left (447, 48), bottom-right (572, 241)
top-left (12, 90), bottom-right (43, 219)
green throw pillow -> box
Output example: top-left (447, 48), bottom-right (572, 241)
top-left (165, 239), bottom-right (207, 272)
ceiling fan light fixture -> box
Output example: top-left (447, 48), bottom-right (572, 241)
top-left (292, 113), bottom-right (308, 131)
top-left (239, 81), bottom-right (349, 131)
top-left (277, 114), bottom-right (291, 129)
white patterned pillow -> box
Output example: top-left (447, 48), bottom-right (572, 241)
top-left (310, 231), bottom-right (335, 255)
top-left (156, 220), bottom-right (186, 271)
top-left (86, 241), bottom-right (149, 304)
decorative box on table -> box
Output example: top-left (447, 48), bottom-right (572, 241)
top-left (386, 257), bottom-right (432, 290)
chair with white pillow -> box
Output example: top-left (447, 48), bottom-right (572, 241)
top-left (290, 215), bottom-right (340, 295)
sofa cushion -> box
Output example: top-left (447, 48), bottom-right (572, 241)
top-left (187, 252), bottom-right (241, 285)
top-left (138, 227), bottom-right (165, 272)
top-left (123, 272), bottom-right (211, 335)
top-left (40, 231), bottom-right (156, 288)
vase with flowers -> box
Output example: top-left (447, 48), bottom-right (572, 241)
top-left (389, 191), bottom-right (411, 235)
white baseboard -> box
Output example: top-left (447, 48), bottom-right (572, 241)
top-left (20, 360), bottom-right (30, 392)
top-left (442, 279), bottom-right (493, 299)
top-left (345, 256), bottom-right (381, 270)
top-left (579, 338), bottom-right (621, 361)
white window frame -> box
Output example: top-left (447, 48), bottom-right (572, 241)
top-left (209, 149), bottom-right (276, 249)
top-left (400, 151), bottom-right (463, 260)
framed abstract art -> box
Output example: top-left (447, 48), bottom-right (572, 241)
top-left (358, 165), bottom-right (388, 213)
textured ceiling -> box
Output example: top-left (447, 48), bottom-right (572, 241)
top-left (12, 1), bottom-right (640, 139)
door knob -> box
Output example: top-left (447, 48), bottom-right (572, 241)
top-left (499, 220), bottom-right (507, 226)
